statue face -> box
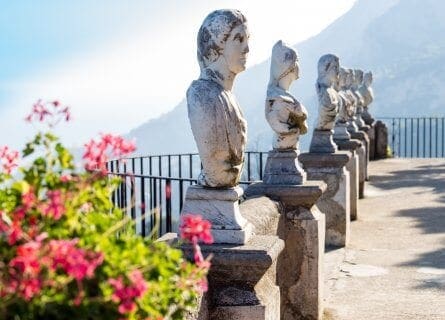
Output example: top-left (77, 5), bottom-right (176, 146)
top-left (222, 24), bottom-right (250, 74)
top-left (327, 60), bottom-right (339, 86)
top-left (291, 61), bottom-right (300, 80)
top-left (364, 72), bottom-right (373, 86)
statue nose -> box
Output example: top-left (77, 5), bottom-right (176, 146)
top-left (243, 45), bottom-right (249, 54)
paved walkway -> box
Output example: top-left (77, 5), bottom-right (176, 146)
top-left (324, 159), bottom-right (445, 320)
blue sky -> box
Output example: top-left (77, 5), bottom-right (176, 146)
top-left (0, 0), bottom-right (355, 150)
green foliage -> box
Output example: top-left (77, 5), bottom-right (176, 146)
top-left (0, 130), bottom-right (205, 320)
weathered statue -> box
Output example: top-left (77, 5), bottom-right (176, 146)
top-left (186, 9), bottom-right (249, 188)
top-left (265, 40), bottom-right (308, 150)
top-left (359, 71), bottom-right (375, 125)
top-left (333, 67), bottom-right (354, 140)
top-left (309, 54), bottom-right (341, 153)
top-left (352, 69), bottom-right (366, 128)
top-left (314, 54), bottom-right (340, 130)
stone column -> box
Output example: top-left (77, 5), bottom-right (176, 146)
top-left (179, 234), bottom-right (284, 320)
top-left (375, 120), bottom-right (389, 159)
top-left (367, 124), bottom-right (376, 160)
top-left (299, 152), bottom-right (351, 247)
top-left (347, 121), bottom-right (368, 198)
top-left (334, 138), bottom-right (361, 220)
top-left (357, 124), bottom-right (371, 181)
top-left (245, 182), bottom-right (326, 320)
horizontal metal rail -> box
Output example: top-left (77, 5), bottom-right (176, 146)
top-left (107, 151), bottom-right (267, 238)
top-left (377, 117), bottom-right (445, 158)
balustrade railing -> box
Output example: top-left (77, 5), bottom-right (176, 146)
top-left (108, 116), bottom-right (445, 238)
top-left (107, 152), bottom-right (267, 238)
top-left (378, 117), bottom-right (445, 158)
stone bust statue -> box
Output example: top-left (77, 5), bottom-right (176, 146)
top-left (333, 67), bottom-right (354, 140)
top-left (186, 9), bottom-right (249, 188)
top-left (352, 69), bottom-right (366, 127)
top-left (359, 71), bottom-right (375, 125)
top-left (336, 67), bottom-right (354, 123)
top-left (315, 54), bottom-right (340, 130)
top-left (265, 40), bottom-right (308, 150)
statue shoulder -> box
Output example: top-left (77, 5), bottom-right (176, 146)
top-left (267, 87), bottom-right (297, 105)
top-left (187, 79), bottom-right (224, 110)
top-left (319, 86), bottom-right (338, 107)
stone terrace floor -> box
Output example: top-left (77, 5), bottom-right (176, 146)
top-left (324, 159), bottom-right (445, 320)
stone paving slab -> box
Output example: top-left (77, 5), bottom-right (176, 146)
top-left (324, 158), bottom-right (445, 320)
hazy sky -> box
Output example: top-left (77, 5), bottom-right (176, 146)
top-left (0, 0), bottom-right (356, 150)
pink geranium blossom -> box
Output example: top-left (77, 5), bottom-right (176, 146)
top-left (40, 190), bottom-right (65, 220)
top-left (25, 99), bottom-right (71, 127)
top-left (0, 146), bottom-right (19, 174)
top-left (109, 269), bottom-right (148, 314)
top-left (179, 214), bottom-right (213, 245)
top-left (83, 133), bottom-right (136, 175)
top-left (48, 239), bottom-right (104, 281)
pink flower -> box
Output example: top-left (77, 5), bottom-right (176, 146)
top-left (7, 220), bottom-right (23, 245)
top-left (25, 99), bottom-right (71, 127)
top-left (0, 145), bottom-right (19, 174)
top-left (48, 239), bottom-right (104, 281)
top-left (9, 241), bottom-right (42, 276)
top-left (108, 269), bottom-right (148, 315)
top-left (179, 214), bottom-right (213, 245)
top-left (82, 134), bottom-right (136, 175)
top-left (22, 189), bottom-right (37, 209)
top-left (60, 174), bottom-right (72, 182)
top-left (40, 190), bottom-right (65, 220)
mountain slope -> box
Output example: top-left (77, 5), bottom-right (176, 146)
top-left (128, 0), bottom-right (445, 155)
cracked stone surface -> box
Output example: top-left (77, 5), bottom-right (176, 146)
top-left (324, 159), bottom-right (445, 320)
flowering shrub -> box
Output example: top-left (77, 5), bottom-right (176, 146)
top-left (0, 101), bottom-right (212, 319)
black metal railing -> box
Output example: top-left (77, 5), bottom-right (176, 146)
top-left (107, 152), bottom-right (267, 238)
top-left (377, 117), bottom-right (445, 158)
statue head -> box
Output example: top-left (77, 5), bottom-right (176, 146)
top-left (354, 69), bottom-right (364, 87)
top-left (344, 68), bottom-right (354, 88)
top-left (317, 54), bottom-right (340, 87)
top-left (197, 9), bottom-right (249, 75)
top-left (364, 71), bottom-right (373, 86)
top-left (339, 67), bottom-right (349, 90)
top-left (269, 40), bottom-right (299, 87)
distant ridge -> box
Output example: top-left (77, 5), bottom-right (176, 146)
top-left (128, 0), bottom-right (445, 155)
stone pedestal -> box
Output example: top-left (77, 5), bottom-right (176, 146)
top-left (333, 122), bottom-right (351, 141)
top-left (299, 152), bottom-right (351, 247)
top-left (181, 186), bottom-right (253, 244)
top-left (357, 125), bottom-right (371, 181)
top-left (263, 149), bottom-right (306, 185)
top-left (349, 131), bottom-right (368, 198)
top-left (245, 181), bottom-right (326, 320)
top-left (181, 235), bottom-right (284, 320)
top-left (375, 120), bottom-right (389, 159)
top-left (334, 139), bottom-right (361, 220)
top-left (309, 129), bottom-right (338, 153)
top-left (367, 124), bottom-right (376, 160)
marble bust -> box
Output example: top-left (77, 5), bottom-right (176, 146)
top-left (309, 54), bottom-right (341, 153)
top-left (352, 69), bottom-right (366, 128)
top-left (314, 54), bottom-right (341, 130)
top-left (186, 9), bottom-right (249, 188)
top-left (265, 40), bottom-right (308, 150)
top-left (336, 67), bottom-right (355, 123)
top-left (333, 67), bottom-right (354, 140)
top-left (359, 71), bottom-right (375, 125)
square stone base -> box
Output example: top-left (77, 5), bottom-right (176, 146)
top-left (263, 149), bottom-right (306, 185)
top-left (181, 185), bottom-right (253, 244)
